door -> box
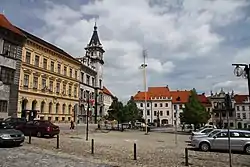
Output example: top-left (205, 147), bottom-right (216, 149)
top-left (211, 132), bottom-right (228, 150)
top-left (23, 121), bottom-right (36, 135)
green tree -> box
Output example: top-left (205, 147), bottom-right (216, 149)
top-left (181, 88), bottom-right (210, 129)
top-left (124, 96), bottom-right (143, 124)
top-left (107, 97), bottom-right (124, 122)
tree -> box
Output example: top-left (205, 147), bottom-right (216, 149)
top-left (181, 88), bottom-right (210, 129)
top-left (107, 97), bottom-right (124, 123)
top-left (124, 96), bottom-right (143, 124)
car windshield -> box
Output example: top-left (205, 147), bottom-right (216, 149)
top-left (208, 130), bottom-right (221, 137)
top-left (0, 122), bottom-right (13, 129)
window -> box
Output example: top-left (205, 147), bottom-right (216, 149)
top-left (154, 103), bottom-right (157, 107)
top-left (63, 84), bottom-right (66, 94)
top-left (154, 111), bottom-right (157, 116)
top-left (242, 106), bottom-right (245, 111)
top-left (0, 66), bottom-right (15, 84)
top-left (40, 102), bottom-right (45, 113)
top-left (35, 55), bottom-right (39, 66)
top-left (68, 85), bottom-right (72, 96)
top-left (23, 74), bottom-right (29, 87)
top-left (166, 111), bottom-right (169, 116)
top-left (160, 103), bottom-right (163, 107)
top-left (86, 75), bottom-right (90, 85)
top-left (140, 103), bottom-right (143, 107)
top-left (33, 76), bottom-right (38, 89)
top-left (80, 89), bottom-right (84, 99)
top-left (243, 113), bottom-right (246, 119)
top-left (160, 111), bottom-right (163, 116)
top-left (70, 68), bottom-right (72, 77)
top-left (74, 86), bottom-right (77, 97)
top-left (25, 52), bottom-right (31, 63)
top-left (56, 82), bottom-right (60, 93)
top-left (165, 103), bottom-right (168, 107)
top-left (237, 113), bottom-right (241, 119)
top-left (174, 105), bottom-right (177, 110)
top-left (56, 103), bottom-right (59, 114)
top-left (50, 61), bottom-right (54, 72)
top-left (230, 122), bottom-right (234, 127)
top-left (201, 128), bottom-right (214, 134)
top-left (62, 117), bottom-right (65, 121)
top-left (0, 100), bottom-right (7, 113)
top-left (55, 117), bottom-right (59, 121)
top-left (99, 79), bottom-right (102, 88)
top-left (216, 132), bottom-right (228, 138)
top-left (180, 105), bottom-right (183, 109)
top-left (92, 77), bottom-right (95, 87)
top-left (49, 103), bottom-right (52, 114)
top-left (81, 72), bottom-right (84, 83)
top-left (68, 117), bottom-right (71, 121)
top-left (43, 58), bottom-right (47, 69)
top-left (68, 105), bottom-right (72, 114)
top-left (147, 110), bottom-right (150, 115)
top-left (3, 41), bottom-right (17, 58)
top-left (62, 104), bottom-right (66, 114)
top-left (57, 64), bottom-right (61, 74)
top-left (64, 66), bottom-right (67, 75)
top-left (42, 78), bottom-right (46, 89)
top-left (174, 112), bottom-right (176, 118)
top-left (207, 107), bottom-right (210, 112)
top-left (75, 70), bottom-right (77, 79)
top-left (147, 103), bottom-right (150, 107)
top-left (49, 81), bottom-right (53, 92)
top-left (236, 106), bottom-right (240, 111)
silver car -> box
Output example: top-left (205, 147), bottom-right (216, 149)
top-left (0, 121), bottom-right (25, 146)
top-left (190, 128), bottom-right (215, 140)
top-left (191, 129), bottom-right (250, 154)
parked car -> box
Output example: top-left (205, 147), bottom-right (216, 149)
top-left (191, 129), bottom-right (250, 154)
top-left (0, 121), bottom-right (25, 146)
top-left (16, 120), bottom-right (60, 138)
top-left (191, 129), bottom-right (222, 140)
top-left (190, 128), bottom-right (215, 140)
top-left (4, 117), bottom-right (27, 128)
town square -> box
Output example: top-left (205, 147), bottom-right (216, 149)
top-left (0, 0), bottom-right (250, 167)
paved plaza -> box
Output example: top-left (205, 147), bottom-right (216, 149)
top-left (6, 124), bottom-right (247, 167)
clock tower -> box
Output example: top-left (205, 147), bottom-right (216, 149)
top-left (85, 22), bottom-right (105, 89)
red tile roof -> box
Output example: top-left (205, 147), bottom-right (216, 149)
top-left (148, 86), bottom-right (171, 98)
top-left (103, 86), bottom-right (114, 97)
top-left (171, 90), bottom-right (191, 103)
top-left (234, 95), bottom-right (248, 104)
top-left (134, 91), bottom-right (150, 101)
top-left (0, 14), bottom-right (24, 37)
top-left (198, 94), bottom-right (212, 107)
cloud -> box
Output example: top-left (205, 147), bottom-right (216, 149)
top-left (6, 0), bottom-right (250, 101)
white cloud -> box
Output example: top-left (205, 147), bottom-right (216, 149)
top-left (30, 0), bottom-right (250, 101)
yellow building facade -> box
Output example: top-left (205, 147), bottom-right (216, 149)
top-left (17, 29), bottom-right (81, 123)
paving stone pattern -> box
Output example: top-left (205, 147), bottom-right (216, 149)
top-left (0, 145), bottom-right (113, 167)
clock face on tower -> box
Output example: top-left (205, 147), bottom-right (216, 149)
top-left (99, 66), bottom-right (103, 77)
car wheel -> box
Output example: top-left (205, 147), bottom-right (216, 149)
top-left (244, 145), bottom-right (250, 154)
top-left (199, 142), bottom-right (210, 152)
top-left (36, 131), bottom-right (42, 138)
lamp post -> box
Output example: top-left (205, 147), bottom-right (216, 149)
top-left (86, 92), bottom-right (90, 141)
top-left (232, 64), bottom-right (250, 99)
top-left (140, 50), bottom-right (148, 135)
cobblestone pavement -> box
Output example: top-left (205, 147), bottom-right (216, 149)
top-left (0, 145), bottom-right (114, 167)
top-left (26, 130), bottom-right (250, 167)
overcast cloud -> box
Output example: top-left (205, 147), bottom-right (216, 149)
top-left (2, 0), bottom-right (250, 101)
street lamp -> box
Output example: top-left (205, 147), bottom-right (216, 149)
top-left (86, 92), bottom-right (90, 141)
top-left (140, 49), bottom-right (149, 135)
top-left (232, 64), bottom-right (250, 99)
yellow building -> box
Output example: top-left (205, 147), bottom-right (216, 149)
top-left (17, 29), bottom-right (81, 123)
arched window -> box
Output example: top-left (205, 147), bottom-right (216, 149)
top-left (49, 102), bottom-right (53, 114)
top-left (56, 103), bottom-right (60, 114)
top-left (68, 105), bottom-right (72, 115)
top-left (40, 101), bottom-right (45, 113)
top-left (62, 104), bottom-right (66, 114)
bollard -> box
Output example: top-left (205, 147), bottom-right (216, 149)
top-left (185, 148), bottom-right (189, 166)
top-left (28, 131), bottom-right (31, 144)
top-left (91, 139), bottom-right (94, 154)
top-left (134, 143), bottom-right (137, 160)
top-left (56, 134), bottom-right (59, 149)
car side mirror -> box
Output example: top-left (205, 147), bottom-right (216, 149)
top-left (213, 136), bottom-right (217, 139)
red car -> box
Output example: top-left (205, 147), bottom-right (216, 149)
top-left (16, 120), bottom-right (60, 138)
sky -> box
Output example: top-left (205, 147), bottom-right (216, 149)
top-left (1, 0), bottom-right (250, 101)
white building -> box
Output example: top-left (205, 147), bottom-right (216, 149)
top-left (103, 86), bottom-right (115, 116)
top-left (134, 87), bottom-right (173, 125)
top-left (77, 24), bottom-right (105, 124)
top-left (234, 94), bottom-right (250, 129)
